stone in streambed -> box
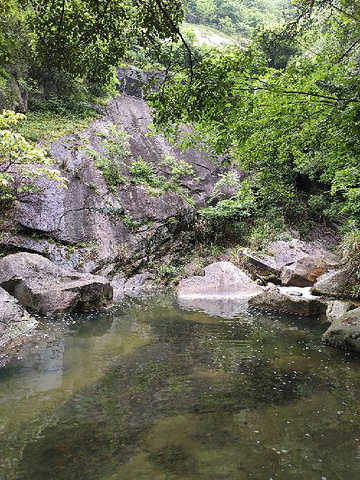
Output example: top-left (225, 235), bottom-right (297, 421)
top-left (249, 284), bottom-right (327, 317)
top-left (323, 307), bottom-right (360, 352)
top-left (0, 253), bottom-right (112, 315)
top-left (312, 267), bottom-right (360, 300)
top-left (243, 239), bottom-right (339, 287)
top-left (177, 261), bottom-right (263, 317)
top-left (178, 261), bottom-right (263, 299)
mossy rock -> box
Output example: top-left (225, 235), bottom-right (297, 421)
top-left (312, 267), bottom-right (360, 300)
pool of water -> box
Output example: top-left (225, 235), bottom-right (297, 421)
top-left (1, 293), bottom-right (360, 480)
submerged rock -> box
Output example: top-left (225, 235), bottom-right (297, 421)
top-left (177, 296), bottom-right (251, 318)
top-left (249, 284), bottom-right (327, 317)
top-left (323, 307), bottom-right (360, 352)
top-left (0, 287), bottom-right (36, 349)
top-left (0, 253), bottom-right (112, 314)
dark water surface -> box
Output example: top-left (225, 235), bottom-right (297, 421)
top-left (1, 294), bottom-right (360, 480)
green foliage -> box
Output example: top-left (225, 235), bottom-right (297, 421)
top-left (200, 178), bottom-right (255, 220)
top-left (0, 109), bottom-right (67, 211)
top-left (157, 261), bottom-right (179, 281)
top-left (152, 0), bottom-right (360, 232)
top-left (27, 0), bottom-right (184, 87)
top-left (126, 26), bottom-right (211, 71)
top-left (89, 128), bottom-right (130, 192)
top-left (1, 0), bottom-right (185, 114)
top-left (159, 155), bottom-right (196, 180)
top-left (184, 0), bottom-right (288, 39)
top-left (255, 26), bottom-right (300, 69)
top-left (102, 127), bottom-right (131, 160)
top-left (122, 215), bottom-right (145, 232)
top-left (339, 225), bottom-right (360, 269)
top-left (128, 157), bottom-right (163, 188)
top-left (17, 111), bottom-right (97, 143)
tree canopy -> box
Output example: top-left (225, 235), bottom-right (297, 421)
top-left (0, 0), bottom-right (185, 112)
top-left (184, 0), bottom-right (287, 39)
top-left (151, 0), bottom-right (360, 231)
top-left (28, 0), bottom-right (184, 85)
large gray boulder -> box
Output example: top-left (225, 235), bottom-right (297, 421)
top-left (243, 239), bottom-right (339, 287)
top-left (323, 307), bottom-right (360, 352)
top-left (249, 285), bottom-right (327, 317)
top-left (312, 267), bottom-right (360, 300)
top-left (177, 261), bottom-right (264, 318)
top-left (0, 253), bottom-right (112, 314)
top-left (178, 261), bottom-right (264, 299)
top-left (0, 287), bottom-right (36, 349)
top-left (325, 300), bottom-right (358, 321)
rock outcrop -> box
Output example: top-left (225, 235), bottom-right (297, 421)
top-left (0, 287), bottom-right (36, 348)
top-left (323, 307), bottom-right (360, 352)
top-left (249, 284), bottom-right (327, 317)
top-left (243, 239), bottom-right (339, 287)
top-left (1, 71), bottom-right (218, 275)
top-left (0, 253), bottom-right (112, 314)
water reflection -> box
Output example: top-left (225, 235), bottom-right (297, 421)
top-left (0, 294), bottom-right (359, 480)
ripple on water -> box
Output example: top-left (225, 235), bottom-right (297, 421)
top-left (0, 294), bottom-right (360, 480)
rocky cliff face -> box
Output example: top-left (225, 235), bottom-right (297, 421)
top-left (1, 69), bottom-right (218, 277)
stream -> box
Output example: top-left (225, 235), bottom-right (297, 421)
top-left (1, 293), bottom-right (360, 480)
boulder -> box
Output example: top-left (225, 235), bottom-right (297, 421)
top-left (312, 267), bottom-right (360, 300)
top-left (280, 257), bottom-right (333, 287)
top-left (326, 300), bottom-right (359, 321)
top-left (178, 261), bottom-right (264, 299)
top-left (323, 308), bottom-right (360, 352)
top-left (0, 253), bottom-right (112, 315)
top-left (249, 284), bottom-right (327, 317)
top-left (0, 287), bottom-right (37, 349)
top-left (243, 239), bottom-right (339, 287)
top-left (177, 261), bottom-right (264, 318)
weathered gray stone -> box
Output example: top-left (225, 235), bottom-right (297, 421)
top-left (326, 300), bottom-right (359, 321)
top-left (280, 257), bottom-right (331, 287)
top-left (2, 90), bottom-right (218, 273)
top-left (323, 307), bottom-right (360, 352)
top-left (242, 250), bottom-right (279, 278)
top-left (177, 261), bottom-right (264, 317)
top-left (178, 261), bottom-right (263, 300)
top-left (0, 287), bottom-right (36, 349)
top-left (249, 284), bottom-right (327, 316)
top-left (243, 239), bottom-right (339, 287)
top-left (0, 253), bottom-right (112, 314)
top-left (312, 267), bottom-right (360, 299)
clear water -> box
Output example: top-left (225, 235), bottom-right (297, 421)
top-left (1, 294), bottom-right (360, 480)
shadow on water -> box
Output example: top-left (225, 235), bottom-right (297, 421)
top-left (1, 294), bottom-right (360, 480)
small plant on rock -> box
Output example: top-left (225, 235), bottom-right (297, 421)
top-left (128, 156), bottom-right (163, 188)
top-left (0, 109), bottom-right (67, 211)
